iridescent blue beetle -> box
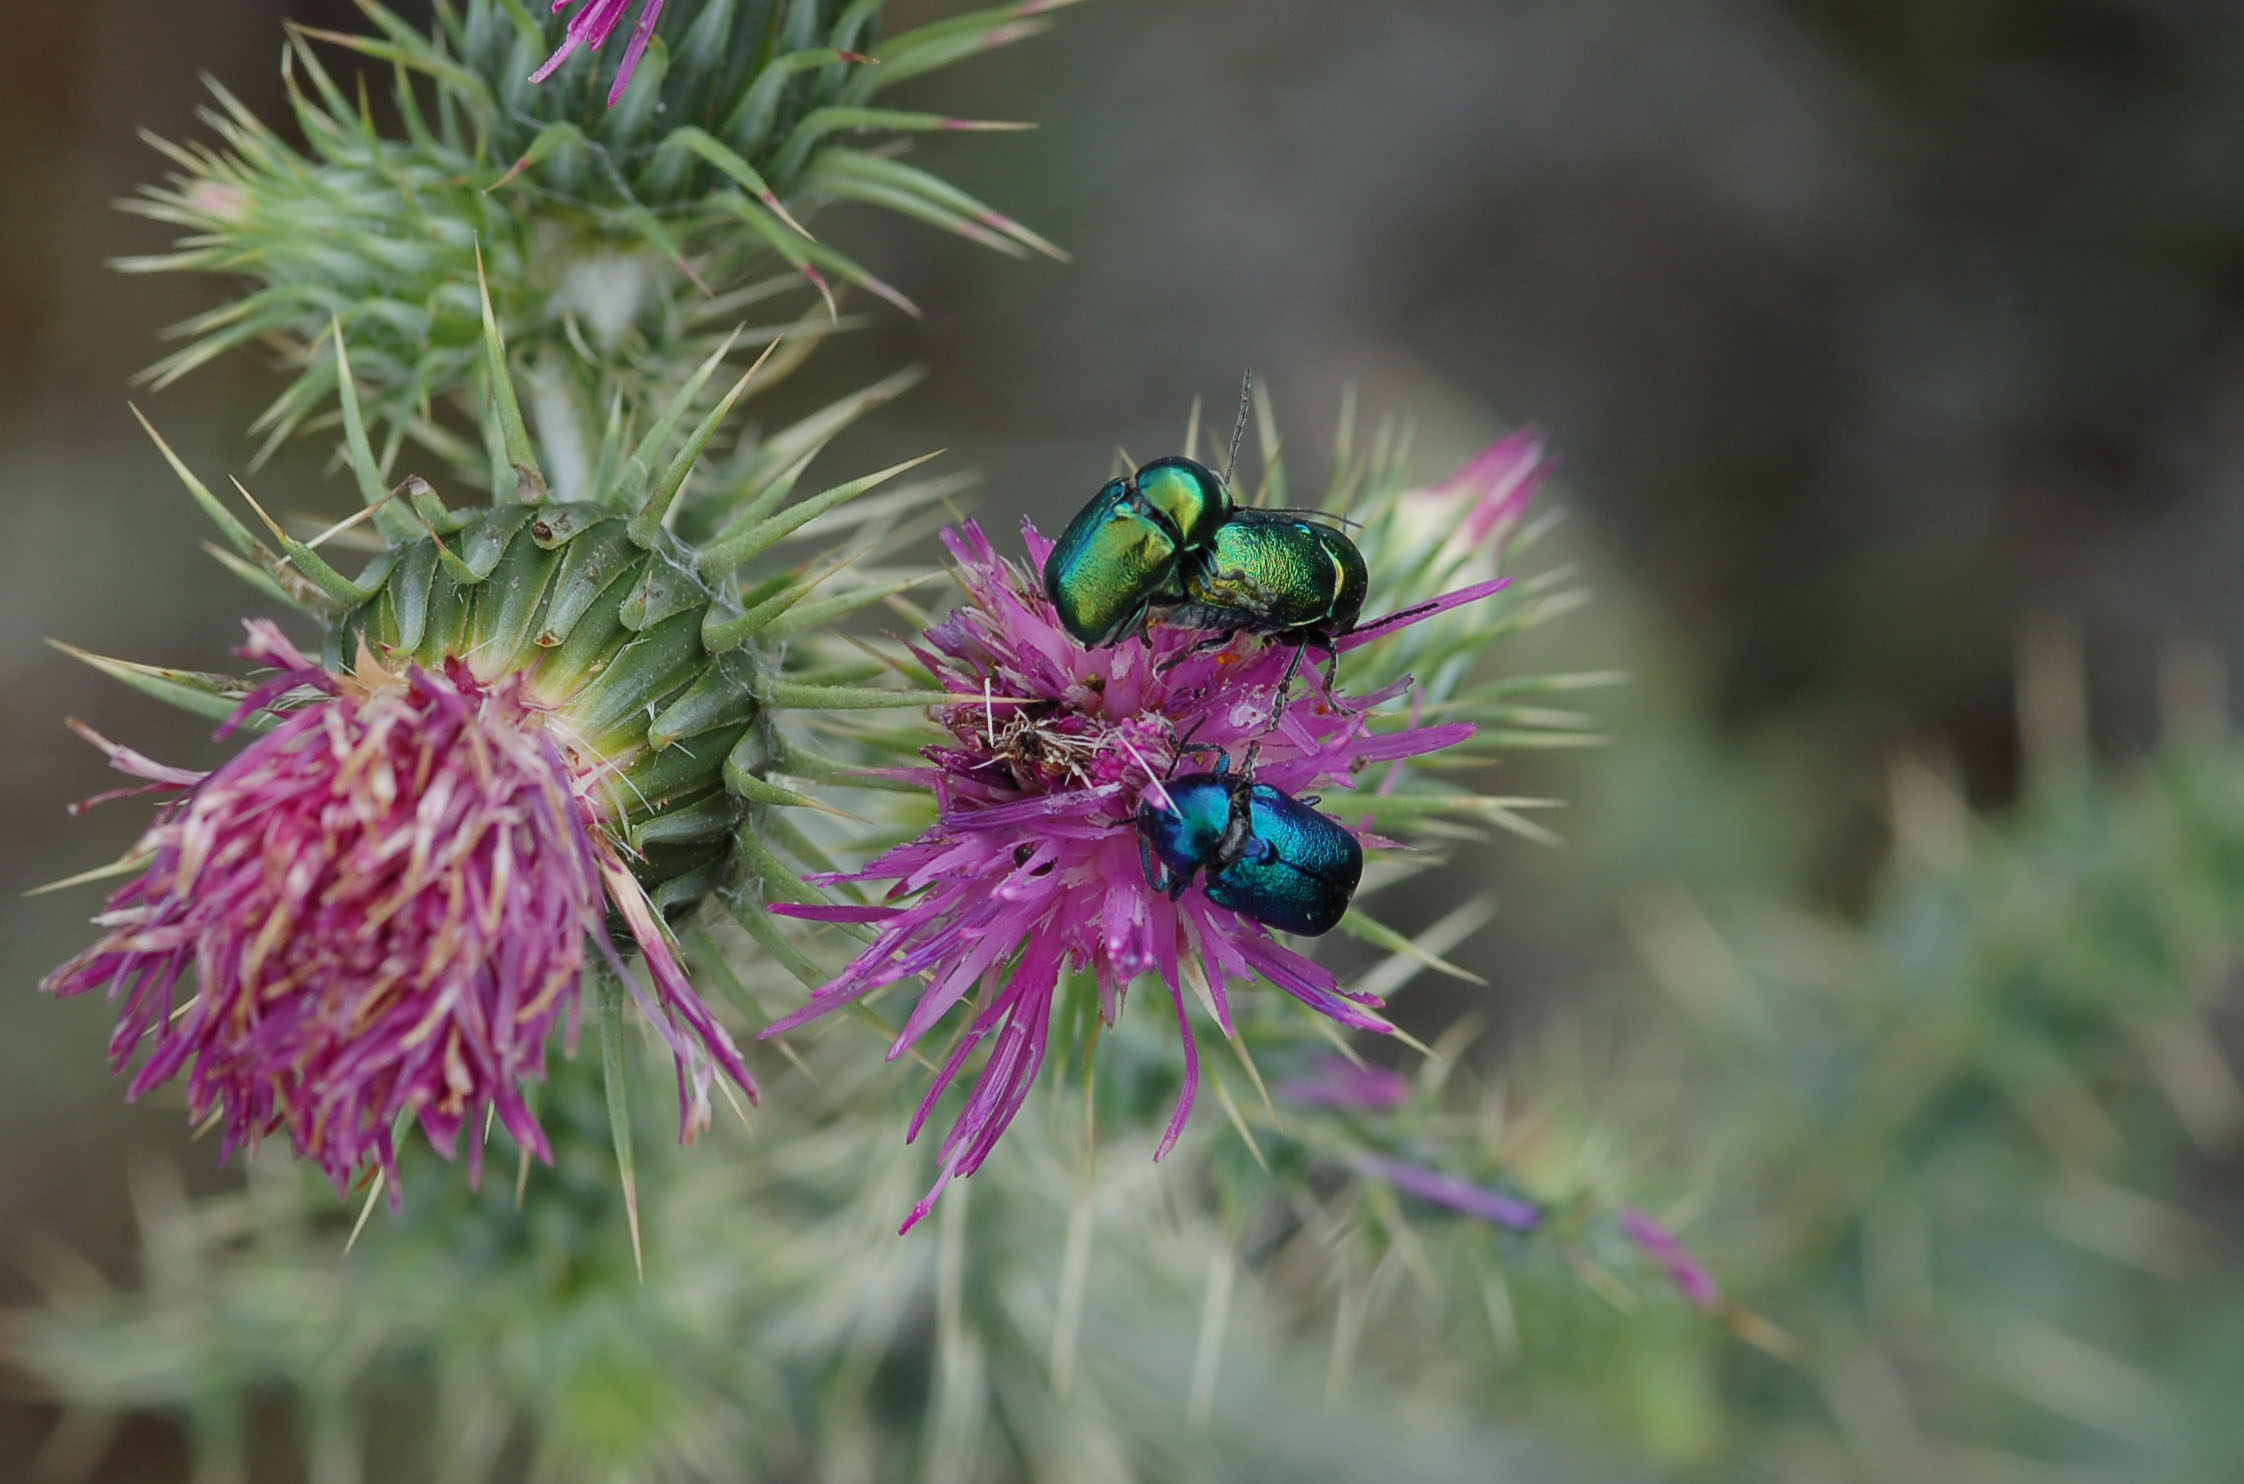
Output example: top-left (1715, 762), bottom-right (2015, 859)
top-left (1134, 749), bottom-right (1362, 937)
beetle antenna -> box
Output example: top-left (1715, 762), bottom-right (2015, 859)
top-left (1222, 369), bottom-right (1253, 491)
top-left (1113, 730), bottom-right (1175, 814)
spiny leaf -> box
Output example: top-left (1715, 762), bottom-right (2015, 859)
top-left (595, 965), bottom-right (644, 1280)
top-left (474, 243), bottom-right (544, 502)
top-left (47, 643), bottom-right (265, 729)
top-left (230, 479), bottom-right (369, 606)
top-left (762, 573), bottom-right (939, 641)
top-left (618, 327), bottom-right (746, 529)
top-left (330, 319), bottom-right (418, 543)
top-left (200, 543), bottom-right (312, 613)
top-left (658, 126), bottom-right (814, 240)
top-left (761, 680), bottom-right (961, 711)
top-left (705, 367), bottom-right (927, 531)
top-left (630, 335), bottom-right (781, 544)
top-left (699, 450), bottom-right (944, 579)
top-left (24, 852), bottom-right (153, 899)
top-left (808, 149), bottom-right (1067, 260)
top-left (723, 886), bottom-right (834, 993)
top-left (724, 44), bottom-right (868, 151)
top-left (769, 107), bottom-right (1033, 191)
top-left (133, 407), bottom-right (266, 562)
top-left (854, 1), bottom-right (1080, 98)
top-left (1336, 905), bottom-right (1491, 990)
top-left (702, 576), bottom-right (818, 654)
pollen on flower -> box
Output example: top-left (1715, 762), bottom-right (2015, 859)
top-left (43, 621), bottom-right (751, 1197)
top-left (763, 520), bottom-right (1505, 1231)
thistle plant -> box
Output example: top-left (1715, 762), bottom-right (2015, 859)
top-left (10, 2), bottom-right (1732, 1477)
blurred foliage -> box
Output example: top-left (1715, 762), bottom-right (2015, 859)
top-left (12, 988), bottom-right (1665, 1484)
top-left (1591, 637), bottom-right (2244, 1478)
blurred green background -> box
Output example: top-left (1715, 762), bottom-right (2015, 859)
top-left (6, 0), bottom-right (2244, 1478)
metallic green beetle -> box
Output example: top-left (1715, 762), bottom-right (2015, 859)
top-left (1163, 509), bottom-right (1369, 646)
top-left (1042, 455), bottom-right (1233, 646)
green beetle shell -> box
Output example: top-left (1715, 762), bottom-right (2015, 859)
top-left (1167, 510), bottom-right (1368, 639)
top-left (1042, 457), bottom-right (1234, 647)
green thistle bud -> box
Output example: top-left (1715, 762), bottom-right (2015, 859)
top-left (120, 0), bottom-right (1068, 472)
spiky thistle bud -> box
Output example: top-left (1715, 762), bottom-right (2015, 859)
top-left (44, 285), bottom-right (954, 1204)
top-left (121, 0), bottom-right (1068, 468)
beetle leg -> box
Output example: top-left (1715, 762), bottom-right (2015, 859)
top-left (1138, 834), bottom-right (1169, 895)
top-left (1268, 637), bottom-right (1314, 722)
top-left (1319, 640), bottom-right (1345, 707)
top-left (1174, 739), bottom-right (1228, 771)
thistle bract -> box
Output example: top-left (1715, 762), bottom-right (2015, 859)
top-left (45, 625), bottom-right (749, 1192)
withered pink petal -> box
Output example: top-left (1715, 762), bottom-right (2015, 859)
top-left (45, 641), bottom-right (748, 1195)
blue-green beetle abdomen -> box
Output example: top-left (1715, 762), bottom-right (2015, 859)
top-left (1202, 783), bottom-right (1362, 936)
top-left (1135, 760), bottom-right (1361, 937)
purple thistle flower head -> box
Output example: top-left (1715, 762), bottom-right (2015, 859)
top-left (43, 622), bottom-right (752, 1197)
top-left (1276, 1054), bottom-right (1414, 1112)
top-left (531, 0), bottom-right (669, 108)
top-left (1621, 1206), bottom-right (1722, 1309)
top-left (1357, 1153), bottom-right (1544, 1232)
top-left (766, 520), bottom-right (1506, 1231)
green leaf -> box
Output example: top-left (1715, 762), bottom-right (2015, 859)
top-left (698, 450), bottom-right (942, 579)
top-left (48, 643), bottom-right (267, 729)
top-left (760, 681), bottom-right (957, 711)
top-left (629, 335), bottom-right (780, 543)
top-left (132, 407), bottom-right (266, 563)
top-left (595, 965), bottom-right (644, 1280)
top-left (329, 320), bottom-right (418, 544)
top-left (474, 245), bottom-right (545, 503)
top-left (657, 126), bottom-right (814, 240)
top-left (770, 107), bottom-right (1032, 196)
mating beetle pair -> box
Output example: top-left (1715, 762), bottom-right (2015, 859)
top-left (1045, 394), bottom-right (1374, 938)
top-left (1135, 750), bottom-right (1362, 938)
top-left (1042, 455), bottom-right (1367, 657)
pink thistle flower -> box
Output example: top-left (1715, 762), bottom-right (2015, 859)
top-left (531, 0), bottom-right (669, 108)
top-left (765, 520), bottom-right (1507, 1231)
top-left (43, 622), bottom-right (752, 1197)
top-left (1405, 429), bottom-right (1551, 568)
